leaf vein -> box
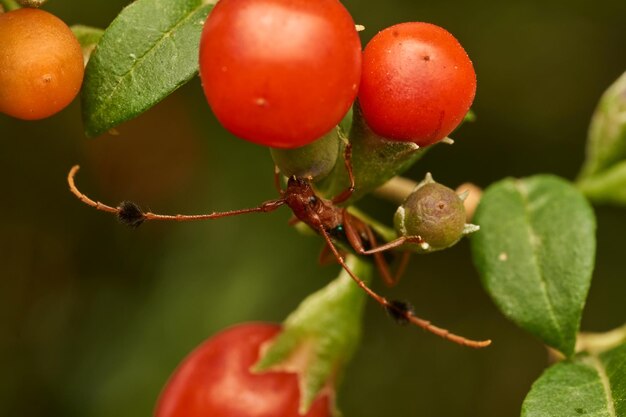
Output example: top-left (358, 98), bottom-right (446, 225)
top-left (585, 355), bottom-right (617, 417)
top-left (91, 2), bottom-right (206, 122)
top-left (515, 180), bottom-right (564, 344)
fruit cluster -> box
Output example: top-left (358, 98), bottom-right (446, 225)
top-left (158, 1), bottom-right (478, 416)
top-left (199, 0), bottom-right (476, 149)
top-left (7, 3), bottom-right (621, 417)
top-left (2, 0), bottom-right (478, 415)
top-left (0, 0), bottom-right (475, 148)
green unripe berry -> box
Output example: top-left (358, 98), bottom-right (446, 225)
top-left (270, 128), bottom-right (340, 181)
top-left (394, 180), bottom-right (466, 250)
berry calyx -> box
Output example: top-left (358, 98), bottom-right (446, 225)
top-left (270, 128), bottom-right (341, 182)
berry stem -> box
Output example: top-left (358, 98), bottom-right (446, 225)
top-left (373, 176), bottom-right (419, 205)
top-left (576, 322), bottom-right (626, 355)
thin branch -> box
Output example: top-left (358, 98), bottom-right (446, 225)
top-left (373, 176), bottom-right (418, 205)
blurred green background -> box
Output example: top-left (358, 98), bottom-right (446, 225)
top-left (1, 0), bottom-right (625, 416)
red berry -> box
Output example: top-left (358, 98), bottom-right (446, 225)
top-left (0, 8), bottom-right (84, 120)
top-left (199, 0), bottom-right (362, 149)
top-left (358, 22), bottom-right (476, 146)
top-left (155, 323), bottom-right (330, 417)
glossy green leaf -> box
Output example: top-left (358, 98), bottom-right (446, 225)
top-left (522, 342), bottom-right (626, 417)
top-left (579, 71), bottom-right (626, 179)
top-left (70, 25), bottom-right (104, 65)
top-left (471, 175), bottom-right (596, 356)
top-left (81, 0), bottom-right (215, 137)
top-left (254, 255), bottom-right (372, 415)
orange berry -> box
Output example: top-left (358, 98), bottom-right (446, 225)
top-left (0, 8), bottom-right (84, 120)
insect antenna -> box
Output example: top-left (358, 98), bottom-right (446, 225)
top-left (68, 165), bottom-right (286, 226)
top-left (318, 226), bottom-right (491, 349)
top-left (69, 165), bottom-right (491, 348)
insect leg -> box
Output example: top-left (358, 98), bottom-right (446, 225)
top-left (359, 235), bottom-right (425, 255)
top-left (318, 225), bottom-right (491, 348)
top-left (342, 212), bottom-right (398, 287)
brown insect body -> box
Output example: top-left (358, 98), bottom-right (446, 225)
top-left (283, 177), bottom-right (344, 232)
top-left (283, 176), bottom-right (381, 260)
top-left (67, 157), bottom-right (491, 349)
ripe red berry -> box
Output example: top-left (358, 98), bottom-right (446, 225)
top-left (0, 8), bottom-right (84, 120)
top-left (199, 0), bottom-right (362, 149)
top-left (155, 323), bottom-right (330, 417)
top-left (358, 22), bottom-right (476, 146)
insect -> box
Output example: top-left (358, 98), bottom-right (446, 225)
top-left (67, 147), bottom-right (491, 348)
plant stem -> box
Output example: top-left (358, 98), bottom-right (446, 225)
top-left (373, 176), bottom-right (418, 205)
top-left (347, 206), bottom-right (397, 242)
top-left (547, 323), bottom-right (626, 363)
top-left (292, 205), bottom-right (397, 243)
top-left (576, 322), bottom-right (626, 355)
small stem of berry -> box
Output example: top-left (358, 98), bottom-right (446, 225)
top-left (373, 176), bottom-right (418, 205)
top-left (346, 207), bottom-right (397, 242)
top-left (576, 323), bottom-right (626, 355)
top-left (455, 182), bottom-right (483, 222)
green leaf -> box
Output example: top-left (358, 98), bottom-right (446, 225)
top-left (579, 71), bottom-right (626, 179)
top-left (471, 175), bottom-right (596, 356)
top-left (81, 0), bottom-right (215, 137)
top-left (254, 255), bottom-right (372, 415)
top-left (70, 25), bottom-right (104, 65)
top-left (578, 160), bottom-right (626, 205)
top-left (522, 342), bottom-right (626, 417)
top-left (0, 0), bottom-right (20, 11)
